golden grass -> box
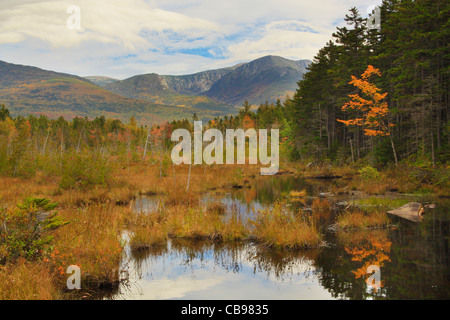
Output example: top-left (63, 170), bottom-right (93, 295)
top-left (0, 162), bottom-right (265, 298)
top-left (0, 260), bottom-right (60, 300)
top-left (336, 210), bottom-right (390, 230)
top-left (206, 201), bottom-right (226, 215)
top-left (251, 202), bottom-right (323, 250)
top-left (165, 205), bottom-right (246, 241)
top-left (48, 203), bottom-right (128, 288)
top-left (311, 198), bottom-right (331, 213)
top-left (2, 158), bottom-right (445, 299)
top-left (130, 223), bottom-right (168, 251)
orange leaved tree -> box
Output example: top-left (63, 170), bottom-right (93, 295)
top-left (338, 65), bottom-right (398, 166)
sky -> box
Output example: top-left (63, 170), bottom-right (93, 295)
top-left (0, 0), bottom-right (382, 79)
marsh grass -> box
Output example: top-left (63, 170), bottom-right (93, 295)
top-left (0, 260), bottom-right (59, 300)
top-left (336, 209), bottom-right (390, 230)
top-left (206, 201), bottom-right (226, 215)
top-left (311, 198), bottom-right (331, 213)
top-left (165, 205), bottom-right (246, 241)
top-left (251, 201), bottom-right (323, 250)
top-left (130, 224), bottom-right (167, 251)
top-left (49, 203), bottom-right (128, 289)
top-left (2, 158), bottom-right (445, 299)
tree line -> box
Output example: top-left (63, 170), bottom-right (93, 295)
top-left (179, 0), bottom-right (448, 167)
top-left (291, 0), bottom-right (448, 166)
top-left (0, 0), bottom-right (447, 174)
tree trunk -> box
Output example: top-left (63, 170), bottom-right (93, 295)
top-left (186, 163), bottom-right (191, 192)
top-left (143, 125), bottom-right (151, 161)
top-left (389, 128), bottom-right (398, 167)
top-left (42, 129), bottom-right (50, 156)
top-left (350, 138), bottom-right (355, 163)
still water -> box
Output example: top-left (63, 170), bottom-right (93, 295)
top-left (110, 176), bottom-right (449, 300)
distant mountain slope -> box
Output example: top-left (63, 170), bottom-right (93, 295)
top-left (84, 76), bottom-right (118, 87)
top-left (0, 61), bottom-right (228, 123)
top-left (162, 65), bottom-right (242, 95)
top-left (205, 56), bottom-right (310, 106)
top-left (0, 56), bottom-right (310, 123)
top-left (104, 72), bottom-right (236, 113)
top-left (102, 56), bottom-right (310, 109)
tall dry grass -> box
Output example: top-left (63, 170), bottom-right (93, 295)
top-left (251, 201), bottom-right (323, 250)
top-left (336, 210), bottom-right (390, 230)
top-left (0, 260), bottom-right (60, 300)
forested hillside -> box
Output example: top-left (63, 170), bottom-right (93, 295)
top-left (202, 0), bottom-right (448, 167)
top-left (290, 0), bottom-right (448, 165)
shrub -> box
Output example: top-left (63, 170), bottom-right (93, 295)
top-left (358, 165), bottom-right (380, 181)
top-left (0, 197), bottom-right (68, 264)
top-left (59, 152), bottom-right (112, 190)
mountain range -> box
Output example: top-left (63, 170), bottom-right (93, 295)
top-left (0, 56), bottom-right (310, 123)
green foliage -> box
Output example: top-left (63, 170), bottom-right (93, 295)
top-left (373, 137), bottom-right (395, 165)
top-left (289, 1), bottom-right (448, 166)
top-left (59, 152), bottom-right (112, 190)
top-left (231, 168), bottom-right (244, 185)
top-left (0, 197), bottom-right (68, 264)
top-left (0, 105), bottom-right (10, 121)
top-left (358, 165), bottom-right (380, 181)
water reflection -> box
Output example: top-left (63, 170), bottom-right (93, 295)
top-left (117, 176), bottom-right (449, 300)
top-left (316, 202), bottom-right (450, 300)
top-left (113, 240), bottom-right (333, 300)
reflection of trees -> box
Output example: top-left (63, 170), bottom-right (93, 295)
top-left (121, 239), bottom-right (321, 286)
top-left (340, 230), bottom-right (391, 294)
top-left (316, 204), bottom-right (450, 299)
top-left (315, 230), bottom-right (391, 300)
top-left (382, 208), bottom-right (450, 299)
top-left (171, 240), bottom-right (319, 282)
top-left (250, 176), bottom-right (312, 205)
top-left (248, 247), bottom-right (318, 282)
top-left (129, 243), bottom-right (169, 276)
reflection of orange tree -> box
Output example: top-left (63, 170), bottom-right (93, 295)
top-left (339, 230), bottom-right (391, 292)
top-left (244, 188), bottom-right (257, 205)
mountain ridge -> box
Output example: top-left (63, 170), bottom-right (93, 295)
top-left (100, 55), bottom-right (311, 108)
top-left (205, 56), bottom-right (310, 105)
top-left (0, 55), bottom-right (311, 123)
top-left (0, 60), bottom-right (231, 123)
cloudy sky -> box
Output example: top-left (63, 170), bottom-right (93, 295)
top-left (0, 0), bottom-right (382, 79)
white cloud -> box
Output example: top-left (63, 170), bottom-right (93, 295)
top-left (0, 0), bottom-right (221, 50)
top-left (0, 0), bottom-right (383, 78)
top-left (224, 21), bottom-right (333, 64)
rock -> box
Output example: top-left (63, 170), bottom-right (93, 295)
top-left (319, 192), bottom-right (335, 197)
top-left (424, 203), bottom-right (436, 209)
top-left (336, 201), bottom-right (349, 207)
top-left (388, 202), bottom-right (424, 222)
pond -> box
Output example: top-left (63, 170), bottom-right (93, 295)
top-left (110, 175), bottom-right (449, 300)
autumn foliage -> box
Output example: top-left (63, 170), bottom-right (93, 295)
top-left (338, 65), bottom-right (393, 137)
